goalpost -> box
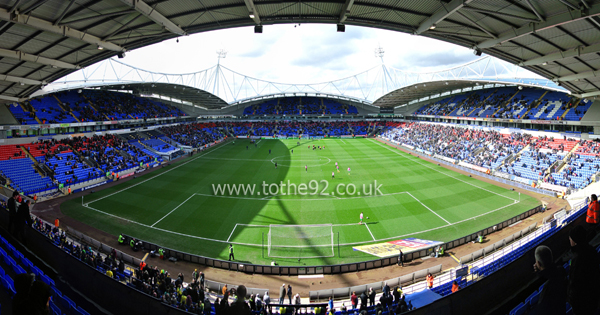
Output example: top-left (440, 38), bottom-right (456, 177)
top-left (267, 224), bottom-right (334, 259)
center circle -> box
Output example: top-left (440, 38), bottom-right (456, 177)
top-left (271, 156), bottom-right (331, 167)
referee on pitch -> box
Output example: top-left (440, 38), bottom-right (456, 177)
top-left (228, 244), bottom-right (235, 261)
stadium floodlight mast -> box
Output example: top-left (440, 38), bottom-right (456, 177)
top-left (374, 45), bottom-right (385, 63)
top-left (216, 49), bottom-right (228, 65)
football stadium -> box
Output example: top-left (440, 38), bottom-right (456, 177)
top-left (0, 0), bottom-right (599, 315)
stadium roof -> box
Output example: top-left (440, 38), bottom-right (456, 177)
top-left (372, 79), bottom-right (567, 108)
top-left (91, 83), bottom-right (229, 109)
top-left (1, 0), bottom-right (600, 103)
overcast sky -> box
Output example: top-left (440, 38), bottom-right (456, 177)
top-left (122, 24), bottom-right (484, 84)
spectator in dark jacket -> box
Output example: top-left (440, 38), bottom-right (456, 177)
top-left (360, 291), bottom-right (368, 311)
top-left (15, 199), bottom-right (32, 241)
top-left (533, 245), bottom-right (566, 315)
top-left (567, 225), bottom-right (600, 315)
top-left (368, 287), bottom-right (376, 307)
top-left (7, 191), bottom-right (18, 235)
top-left (229, 285), bottom-right (252, 315)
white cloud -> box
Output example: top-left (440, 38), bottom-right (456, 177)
top-left (121, 24), bottom-right (481, 83)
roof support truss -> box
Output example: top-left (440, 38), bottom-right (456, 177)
top-left (0, 8), bottom-right (125, 52)
top-left (243, 0), bottom-right (261, 25)
top-left (520, 43), bottom-right (600, 67)
top-left (118, 0), bottom-right (186, 35)
top-left (339, 0), bottom-right (354, 24)
top-left (0, 47), bottom-right (79, 69)
top-left (0, 74), bottom-right (44, 85)
top-left (477, 2), bottom-right (600, 49)
top-left (556, 70), bottom-right (600, 82)
top-left (0, 94), bottom-right (22, 102)
top-left (415, 0), bottom-right (475, 34)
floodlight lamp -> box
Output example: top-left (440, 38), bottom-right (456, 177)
top-left (249, 12), bottom-right (255, 18)
top-left (518, 86), bottom-right (523, 90)
top-left (542, 62), bottom-right (548, 65)
top-left (445, 82), bottom-right (449, 85)
top-left (430, 24), bottom-right (436, 30)
top-left (97, 45), bottom-right (104, 50)
top-left (20, 82), bottom-right (25, 86)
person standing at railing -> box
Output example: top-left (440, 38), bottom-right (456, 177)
top-left (532, 245), bottom-right (566, 315)
top-left (426, 273), bottom-right (434, 289)
top-left (586, 194), bottom-right (599, 238)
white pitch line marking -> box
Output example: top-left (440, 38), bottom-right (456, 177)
top-left (82, 198), bottom-right (518, 248)
top-left (364, 223), bottom-right (376, 241)
top-left (407, 192), bottom-right (451, 225)
top-left (87, 141), bottom-right (226, 205)
top-left (227, 224), bottom-right (238, 242)
top-left (371, 139), bottom-right (518, 202)
top-left (151, 194), bottom-right (196, 227)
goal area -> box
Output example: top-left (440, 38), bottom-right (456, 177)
top-left (267, 224), bottom-right (334, 259)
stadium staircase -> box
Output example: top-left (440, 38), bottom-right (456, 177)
top-left (554, 144), bottom-right (581, 175)
top-left (82, 95), bottom-right (110, 121)
top-left (492, 89), bottom-right (522, 117)
top-left (560, 98), bottom-right (581, 119)
top-left (521, 91), bottom-right (549, 119)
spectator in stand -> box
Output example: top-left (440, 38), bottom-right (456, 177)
top-left (360, 290), bottom-right (368, 311)
top-left (368, 287), bottom-right (376, 307)
top-left (351, 291), bottom-right (358, 310)
top-left (532, 245), bottom-right (566, 315)
top-left (8, 190), bottom-right (19, 236)
top-left (586, 194), bottom-right (599, 236)
top-left (229, 285), bottom-right (252, 315)
top-left (13, 275), bottom-right (52, 315)
top-left (287, 284), bottom-right (293, 304)
top-left (264, 291), bottom-right (271, 313)
top-left (426, 273), bottom-right (434, 289)
top-left (567, 225), bottom-right (600, 315)
top-left (451, 281), bottom-right (460, 293)
top-left (279, 283), bottom-right (286, 305)
top-left (16, 199), bottom-right (32, 242)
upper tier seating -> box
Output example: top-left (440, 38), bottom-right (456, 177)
top-left (413, 87), bottom-right (587, 121)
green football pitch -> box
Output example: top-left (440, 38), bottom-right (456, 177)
top-left (62, 138), bottom-right (539, 266)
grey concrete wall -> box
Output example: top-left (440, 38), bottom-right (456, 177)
top-left (0, 104), bottom-right (20, 125)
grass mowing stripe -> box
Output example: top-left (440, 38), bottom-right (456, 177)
top-left (87, 142), bottom-right (226, 205)
top-left (150, 193), bottom-right (197, 227)
top-left (364, 223), bottom-right (376, 240)
top-left (406, 192), bottom-right (451, 224)
top-left (371, 139), bottom-right (518, 202)
top-left (62, 138), bottom-right (537, 266)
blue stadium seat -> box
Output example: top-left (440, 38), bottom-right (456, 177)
top-left (509, 302), bottom-right (526, 315)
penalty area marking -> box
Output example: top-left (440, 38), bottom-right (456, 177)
top-left (227, 223), bottom-right (239, 242)
top-left (364, 223), bottom-right (376, 241)
top-left (82, 197), bottom-right (519, 248)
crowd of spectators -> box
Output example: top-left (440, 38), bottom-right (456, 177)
top-left (243, 98), bottom-right (358, 116)
top-left (383, 122), bottom-right (600, 191)
top-left (159, 123), bottom-right (223, 148)
top-left (413, 87), bottom-right (587, 121)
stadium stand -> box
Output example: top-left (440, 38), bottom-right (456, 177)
top-left (6, 90), bottom-right (188, 126)
top-left (383, 122), bottom-right (600, 192)
top-left (243, 98), bottom-right (358, 116)
top-left (413, 87), bottom-right (588, 121)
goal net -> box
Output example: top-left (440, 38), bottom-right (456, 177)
top-left (267, 224), bottom-right (334, 259)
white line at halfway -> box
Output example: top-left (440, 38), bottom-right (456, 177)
top-left (364, 223), bottom-right (376, 241)
top-left (87, 142), bottom-right (226, 205)
top-left (371, 139), bottom-right (518, 202)
top-left (227, 224), bottom-right (238, 242)
top-left (407, 192), bottom-right (451, 225)
top-left (151, 194), bottom-right (197, 227)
